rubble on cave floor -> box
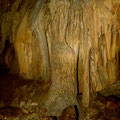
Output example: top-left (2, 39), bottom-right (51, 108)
top-left (0, 67), bottom-right (120, 120)
top-left (78, 80), bottom-right (120, 120)
top-left (77, 94), bottom-right (120, 120)
top-left (0, 67), bottom-right (52, 120)
top-left (0, 93), bottom-right (119, 120)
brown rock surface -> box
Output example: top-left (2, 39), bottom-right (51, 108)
top-left (60, 106), bottom-right (77, 120)
top-left (0, 0), bottom-right (120, 117)
top-left (42, 116), bottom-right (57, 120)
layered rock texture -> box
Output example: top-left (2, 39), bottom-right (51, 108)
top-left (0, 0), bottom-right (120, 118)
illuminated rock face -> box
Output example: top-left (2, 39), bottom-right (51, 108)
top-left (0, 0), bottom-right (120, 116)
top-left (32, 1), bottom-right (78, 115)
top-left (80, 0), bottom-right (120, 107)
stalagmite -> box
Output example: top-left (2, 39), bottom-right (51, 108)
top-left (0, 0), bottom-right (120, 118)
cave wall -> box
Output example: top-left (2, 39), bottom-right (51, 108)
top-left (0, 0), bottom-right (120, 116)
top-left (79, 0), bottom-right (120, 107)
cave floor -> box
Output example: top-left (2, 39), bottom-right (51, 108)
top-left (79, 94), bottom-right (120, 120)
top-left (0, 66), bottom-right (120, 119)
top-left (0, 65), bottom-right (53, 120)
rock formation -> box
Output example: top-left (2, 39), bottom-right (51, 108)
top-left (0, 0), bottom-right (120, 117)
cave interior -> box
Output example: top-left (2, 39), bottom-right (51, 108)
top-left (0, 0), bottom-right (120, 120)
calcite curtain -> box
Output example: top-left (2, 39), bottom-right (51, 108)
top-left (0, 0), bottom-right (120, 116)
